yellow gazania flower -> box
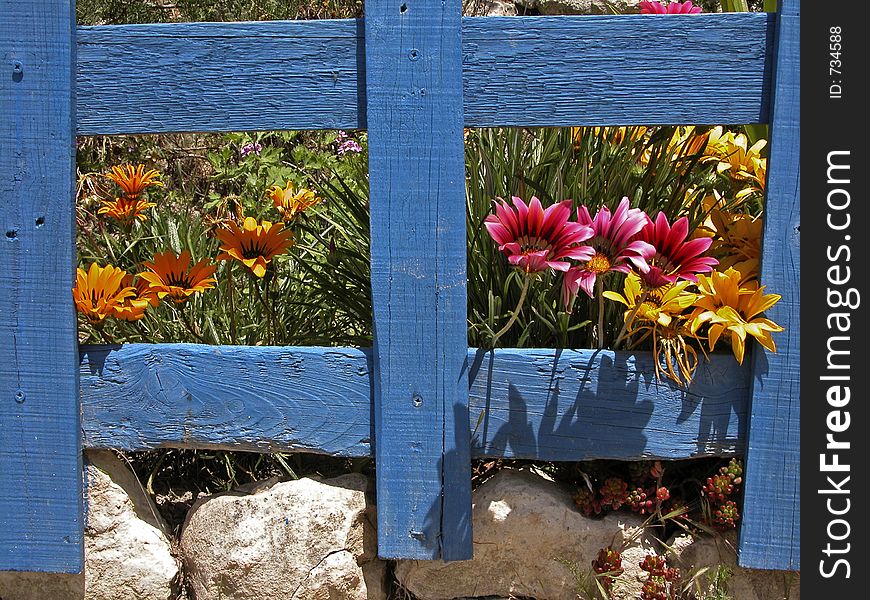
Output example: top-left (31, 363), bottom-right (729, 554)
top-left (695, 196), bottom-right (763, 283)
top-left (709, 132), bottom-right (767, 185)
top-left (603, 273), bottom-right (697, 329)
top-left (689, 268), bottom-right (784, 364)
top-left (104, 164), bottom-right (164, 198)
top-left (700, 126), bottom-right (735, 161)
top-left (97, 196), bottom-right (157, 224)
top-left (266, 182), bottom-right (322, 223)
top-left (604, 273), bottom-right (702, 386)
top-left (72, 263), bottom-right (136, 325)
top-left (139, 250), bottom-right (217, 304)
top-left (215, 216), bottom-right (294, 278)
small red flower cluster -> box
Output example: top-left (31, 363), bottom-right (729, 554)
top-left (572, 461), bottom-right (672, 517)
top-left (592, 546), bottom-right (625, 597)
top-left (702, 458), bottom-right (744, 529)
top-left (639, 554), bottom-right (682, 600)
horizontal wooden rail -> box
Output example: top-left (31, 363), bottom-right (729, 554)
top-left (76, 13), bottom-right (774, 135)
top-left (81, 344), bottom-right (748, 460)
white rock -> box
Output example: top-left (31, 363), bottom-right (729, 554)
top-left (181, 473), bottom-right (385, 600)
top-left (667, 531), bottom-right (800, 600)
top-left (463, 0), bottom-right (519, 16)
top-left (0, 450), bottom-right (179, 600)
top-left (395, 469), bottom-right (656, 600)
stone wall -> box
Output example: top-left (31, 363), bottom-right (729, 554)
top-left (1, 454), bottom-right (798, 600)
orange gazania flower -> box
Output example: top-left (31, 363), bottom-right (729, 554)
top-left (112, 274), bottom-right (160, 321)
top-left (267, 182), bottom-right (322, 223)
top-left (105, 164), bottom-right (164, 198)
top-left (139, 250), bottom-right (217, 304)
top-left (72, 263), bottom-right (136, 325)
top-left (215, 216), bottom-right (294, 278)
top-left (97, 196), bottom-right (157, 224)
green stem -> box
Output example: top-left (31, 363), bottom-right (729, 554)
top-left (177, 304), bottom-right (208, 344)
top-left (490, 275), bottom-right (530, 348)
top-left (613, 289), bottom-right (649, 350)
top-left (226, 264), bottom-right (238, 344)
top-left (252, 278), bottom-right (275, 345)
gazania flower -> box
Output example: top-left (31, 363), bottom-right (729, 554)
top-left (485, 196), bottom-right (594, 274)
top-left (139, 250), bottom-right (217, 304)
top-left (604, 273), bottom-right (697, 329)
top-left (216, 216), bottom-right (295, 277)
top-left (639, 1), bottom-right (702, 14)
top-left (696, 199), bottom-right (763, 282)
top-left (631, 212), bottom-right (718, 289)
top-left (112, 274), bottom-right (160, 321)
top-left (689, 268), bottom-right (784, 364)
top-left (604, 273), bottom-right (702, 385)
top-left (267, 182), bottom-right (322, 223)
top-left (561, 198), bottom-right (655, 306)
top-left (97, 196), bottom-right (157, 224)
top-left (72, 263), bottom-right (136, 325)
top-left (104, 164), bottom-right (163, 198)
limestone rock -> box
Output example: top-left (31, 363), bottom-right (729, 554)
top-left (515, 0), bottom-right (640, 14)
top-left (0, 450), bottom-right (179, 600)
top-left (395, 469), bottom-right (656, 600)
top-left (463, 0), bottom-right (519, 16)
top-left (666, 531), bottom-right (800, 600)
top-left (181, 473), bottom-right (385, 600)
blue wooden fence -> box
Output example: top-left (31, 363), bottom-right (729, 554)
top-left (1, 0), bottom-right (799, 574)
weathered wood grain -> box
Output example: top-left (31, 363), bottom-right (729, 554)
top-left (461, 13), bottom-right (774, 127)
top-left (0, 0), bottom-right (83, 573)
top-left (738, 0), bottom-right (800, 571)
top-left (364, 0), bottom-right (472, 561)
top-left (79, 344), bottom-right (373, 456)
top-left (81, 345), bottom-right (749, 460)
top-left (75, 13), bottom-right (773, 135)
top-left (75, 19), bottom-right (365, 134)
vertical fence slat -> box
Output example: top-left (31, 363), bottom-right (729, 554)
top-left (738, 0), bottom-right (800, 571)
top-left (0, 0), bottom-right (83, 573)
top-left (365, 0), bottom-right (472, 559)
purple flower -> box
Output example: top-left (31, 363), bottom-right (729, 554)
top-left (337, 139), bottom-right (363, 156)
top-left (240, 142), bottom-right (262, 157)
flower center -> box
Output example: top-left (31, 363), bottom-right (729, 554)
top-left (517, 235), bottom-right (552, 254)
top-left (241, 242), bottom-right (268, 260)
top-left (166, 274), bottom-right (192, 289)
top-left (586, 252), bottom-right (612, 274)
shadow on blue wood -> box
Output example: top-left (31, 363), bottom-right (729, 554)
top-left (81, 344), bottom-right (748, 460)
top-left (75, 13), bottom-right (774, 135)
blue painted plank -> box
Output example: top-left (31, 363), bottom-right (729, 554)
top-left (468, 349), bottom-right (748, 461)
top-left (76, 19), bottom-right (365, 134)
top-left (74, 13), bottom-right (774, 135)
top-left (80, 344), bottom-right (373, 456)
top-left (364, 0), bottom-right (471, 561)
top-left (738, 0), bottom-right (800, 571)
top-left (80, 345), bottom-right (748, 461)
top-left (0, 0), bottom-right (83, 573)
top-left (461, 13), bottom-right (774, 127)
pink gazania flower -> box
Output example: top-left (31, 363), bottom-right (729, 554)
top-left (485, 196), bottom-right (594, 274)
top-left (639, 1), bottom-right (703, 14)
top-left (631, 212), bottom-right (719, 289)
top-left (562, 197), bottom-right (656, 306)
